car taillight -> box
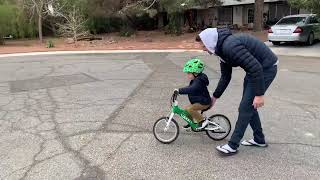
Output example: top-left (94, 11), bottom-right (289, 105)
top-left (293, 27), bottom-right (303, 33)
top-left (268, 28), bottom-right (273, 33)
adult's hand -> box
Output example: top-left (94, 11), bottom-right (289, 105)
top-left (173, 89), bottom-right (179, 95)
top-left (210, 96), bottom-right (217, 109)
top-left (253, 96), bottom-right (264, 109)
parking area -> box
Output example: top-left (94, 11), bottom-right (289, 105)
top-left (266, 41), bottom-right (320, 57)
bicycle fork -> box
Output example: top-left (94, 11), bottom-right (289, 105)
top-left (164, 112), bottom-right (175, 131)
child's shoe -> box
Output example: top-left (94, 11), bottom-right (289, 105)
top-left (183, 124), bottom-right (191, 129)
top-left (196, 118), bottom-right (209, 130)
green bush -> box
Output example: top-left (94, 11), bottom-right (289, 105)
top-left (135, 14), bottom-right (157, 31)
top-left (166, 13), bottom-right (183, 35)
top-left (0, 4), bottom-right (37, 43)
top-left (15, 10), bottom-right (37, 38)
top-left (87, 14), bottom-right (156, 35)
top-left (0, 4), bottom-right (15, 44)
top-left (87, 16), bottom-right (123, 34)
top-left (119, 21), bottom-right (135, 37)
top-left (46, 40), bottom-right (55, 48)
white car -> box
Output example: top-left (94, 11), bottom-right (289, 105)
top-left (268, 14), bottom-right (320, 45)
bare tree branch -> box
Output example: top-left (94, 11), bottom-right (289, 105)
top-left (54, 5), bottom-right (89, 42)
top-left (144, 0), bottom-right (157, 10)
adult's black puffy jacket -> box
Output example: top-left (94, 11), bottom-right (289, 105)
top-left (213, 28), bottom-right (278, 98)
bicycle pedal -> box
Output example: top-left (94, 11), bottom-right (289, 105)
top-left (193, 128), bottom-right (203, 132)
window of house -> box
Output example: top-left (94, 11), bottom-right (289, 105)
top-left (248, 9), bottom-right (254, 23)
top-left (218, 7), bottom-right (233, 25)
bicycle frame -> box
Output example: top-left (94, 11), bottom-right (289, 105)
top-left (166, 100), bottom-right (199, 129)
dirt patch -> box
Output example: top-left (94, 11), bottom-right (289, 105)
top-left (0, 30), bottom-right (268, 54)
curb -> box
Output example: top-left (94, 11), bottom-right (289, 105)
top-left (0, 49), bottom-right (204, 58)
top-left (0, 48), bottom-right (319, 58)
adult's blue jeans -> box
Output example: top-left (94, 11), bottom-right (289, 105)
top-left (229, 65), bottom-right (278, 149)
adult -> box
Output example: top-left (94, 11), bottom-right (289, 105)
top-left (196, 28), bottom-right (278, 155)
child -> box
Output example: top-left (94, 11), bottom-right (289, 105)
top-left (175, 58), bottom-right (212, 130)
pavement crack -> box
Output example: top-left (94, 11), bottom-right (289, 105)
top-left (45, 88), bottom-right (107, 179)
top-left (2, 165), bottom-right (31, 179)
top-left (65, 129), bottom-right (104, 138)
top-left (106, 122), bottom-right (150, 132)
top-left (19, 139), bottom-right (46, 180)
top-left (100, 133), bottom-right (133, 166)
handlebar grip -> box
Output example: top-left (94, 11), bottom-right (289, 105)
top-left (172, 93), bottom-right (178, 102)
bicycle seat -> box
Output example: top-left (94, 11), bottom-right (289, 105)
top-left (201, 104), bottom-right (212, 114)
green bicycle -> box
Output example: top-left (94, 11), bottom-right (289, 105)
top-left (153, 92), bottom-right (231, 144)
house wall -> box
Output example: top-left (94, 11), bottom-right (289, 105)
top-left (233, 6), bottom-right (243, 25)
top-left (196, 8), bottom-right (218, 26)
top-left (242, 4), bottom-right (254, 25)
top-left (237, 4), bottom-right (270, 26)
top-left (191, 0), bottom-right (304, 28)
top-left (230, 1), bottom-right (299, 26)
top-left (269, 2), bottom-right (299, 22)
top-left (218, 7), bottom-right (233, 25)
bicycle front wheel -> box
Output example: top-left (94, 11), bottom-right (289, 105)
top-left (153, 117), bottom-right (179, 144)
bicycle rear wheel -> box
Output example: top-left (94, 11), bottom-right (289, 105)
top-left (153, 117), bottom-right (179, 144)
top-left (206, 114), bottom-right (231, 141)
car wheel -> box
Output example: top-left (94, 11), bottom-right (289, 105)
top-left (306, 32), bottom-right (314, 46)
top-left (272, 41), bottom-right (281, 46)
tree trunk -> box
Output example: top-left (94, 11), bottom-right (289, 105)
top-left (50, 19), bottom-right (57, 36)
top-left (0, 31), bottom-right (4, 45)
top-left (253, 0), bottom-right (264, 31)
top-left (38, 13), bottom-right (43, 43)
top-left (38, 1), bottom-right (44, 43)
top-left (0, 38), bottom-right (4, 45)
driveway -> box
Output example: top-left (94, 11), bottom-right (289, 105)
top-left (266, 41), bottom-right (320, 58)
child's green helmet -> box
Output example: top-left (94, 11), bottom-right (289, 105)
top-left (183, 58), bottom-right (205, 73)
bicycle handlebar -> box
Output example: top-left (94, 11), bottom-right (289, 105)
top-left (170, 92), bottom-right (178, 106)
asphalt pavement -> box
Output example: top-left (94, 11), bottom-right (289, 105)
top-left (0, 52), bottom-right (319, 180)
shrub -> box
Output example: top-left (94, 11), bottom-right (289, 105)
top-left (166, 13), bottom-right (183, 35)
top-left (0, 4), bottom-right (37, 44)
top-left (119, 20), bottom-right (135, 37)
top-left (46, 40), bottom-right (55, 48)
top-left (0, 4), bottom-right (15, 44)
top-left (87, 16), bottom-right (123, 34)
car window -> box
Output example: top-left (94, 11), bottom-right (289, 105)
top-left (277, 17), bottom-right (307, 25)
top-left (308, 16), bottom-right (319, 24)
top-left (308, 17), bottom-right (314, 24)
top-left (307, 17), bottom-right (314, 24)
